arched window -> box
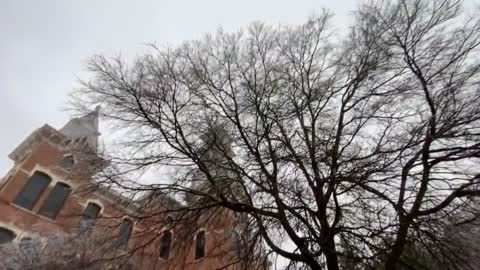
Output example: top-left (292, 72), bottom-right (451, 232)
top-left (38, 182), bottom-right (71, 219)
top-left (116, 218), bottom-right (134, 248)
top-left (232, 230), bottom-right (243, 258)
top-left (164, 215), bottom-right (174, 228)
top-left (59, 155), bottom-right (75, 170)
top-left (195, 230), bottom-right (206, 260)
top-left (19, 236), bottom-right (33, 249)
top-left (14, 171), bottom-right (52, 210)
top-left (159, 230), bottom-right (172, 260)
top-left (20, 236), bottom-right (32, 242)
top-left (0, 228), bottom-right (16, 244)
top-left (78, 202), bottom-right (102, 234)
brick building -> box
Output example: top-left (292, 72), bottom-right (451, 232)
top-left (0, 108), bottom-right (267, 269)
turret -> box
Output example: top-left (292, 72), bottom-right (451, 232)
top-left (190, 124), bottom-right (245, 203)
top-left (60, 106), bottom-right (101, 153)
top-left (8, 107), bottom-right (102, 174)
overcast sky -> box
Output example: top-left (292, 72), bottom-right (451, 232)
top-left (0, 0), bottom-right (364, 175)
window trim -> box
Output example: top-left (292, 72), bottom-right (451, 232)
top-left (59, 154), bottom-right (76, 170)
top-left (0, 227), bottom-right (16, 245)
top-left (158, 229), bottom-right (173, 260)
top-left (0, 223), bottom-right (21, 244)
top-left (37, 181), bottom-right (72, 220)
top-left (29, 165), bottom-right (79, 188)
top-left (83, 199), bottom-right (105, 214)
top-left (78, 201), bottom-right (103, 234)
top-left (20, 235), bottom-right (33, 242)
top-left (116, 217), bottom-right (135, 248)
top-left (13, 171), bottom-right (52, 211)
top-left (81, 201), bottom-right (103, 217)
top-left (12, 166), bottom-right (80, 221)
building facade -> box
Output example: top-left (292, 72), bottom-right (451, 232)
top-left (0, 109), bottom-right (264, 270)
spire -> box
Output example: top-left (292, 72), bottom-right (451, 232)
top-left (188, 124), bottom-right (245, 201)
top-left (60, 106), bottom-right (101, 152)
top-left (201, 124), bottom-right (236, 159)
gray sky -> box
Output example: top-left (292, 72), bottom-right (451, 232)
top-left (0, 0), bottom-right (364, 175)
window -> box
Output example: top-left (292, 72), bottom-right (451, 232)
top-left (164, 215), bottom-right (174, 228)
top-left (159, 230), bottom-right (172, 260)
top-left (116, 219), bottom-right (134, 247)
top-left (78, 202), bottom-right (102, 234)
top-left (38, 182), bottom-right (72, 219)
top-left (0, 228), bottom-right (16, 244)
top-left (59, 155), bottom-right (75, 170)
top-left (195, 230), bottom-right (205, 260)
top-left (232, 231), bottom-right (243, 258)
top-left (19, 236), bottom-right (33, 249)
top-left (14, 172), bottom-right (52, 210)
top-left (20, 236), bottom-right (32, 242)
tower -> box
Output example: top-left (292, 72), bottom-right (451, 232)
top-left (0, 107), bottom-right (105, 240)
top-left (0, 109), bottom-right (269, 270)
top-left (191, 124), bottom-right (245, 203)
top-left (60, 105), bottom-right (101, 153)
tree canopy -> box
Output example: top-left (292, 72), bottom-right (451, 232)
top-left (73, 0), bottom-right (480, 269)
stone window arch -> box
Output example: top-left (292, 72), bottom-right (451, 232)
top-left (78, 202), bottom-right (102, 234)
top-left (38, 182), bottom-right (72, 219)
top-left (14, 171), bottom-right (52, 210)
top-left (0, 227), bottom-right (16, 244)
top-left (59, 154), bottom-right (75, 170)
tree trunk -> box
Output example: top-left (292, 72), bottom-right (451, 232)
top-left (324, 235), bottom-right (340, 270)
top-left (384, 221), bottom-right (410, 270)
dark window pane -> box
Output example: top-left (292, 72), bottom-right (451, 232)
top-left (14, 172), bottom-right (52, 210)
top-left (84, 202), bottom-right (102, 219)
top-left (59, 155), bottom-right (75, 170)
top-left (159, 230), bottom-right (172, 259)
top-left (78, 203), bottom-right (102, 234)
top-left (117, 219), bottom-right (134, 247)
top-left (38, 182), bottom-right (71, 219)
top-left (195, 230), bottom-right (205, 260)
top-left (0, 228), bottom-right (16, 244)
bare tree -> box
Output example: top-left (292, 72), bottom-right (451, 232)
top-left (72, 0), bottom-right (480, 269)
top-left (0, 233), bottom-right (141, 270)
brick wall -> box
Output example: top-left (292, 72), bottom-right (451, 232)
top-left (0, 125), bottom-right (249, 270)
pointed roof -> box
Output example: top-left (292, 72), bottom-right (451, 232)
top-left (60, 106), bottom-right (101, 152)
